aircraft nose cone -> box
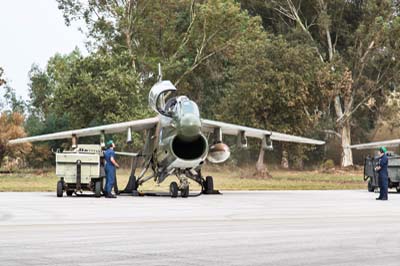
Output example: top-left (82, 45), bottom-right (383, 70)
top-left (179, 114), bottom-right (201, 140)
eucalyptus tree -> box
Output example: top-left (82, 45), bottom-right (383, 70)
top-left (218, 31), bottom-right (325, 170)
top-left (242, 0), bottom-right (400, 166)
top-left (56, 0), bottom-right (267, 115)
top-left (54, 0), bottom-right (285, 172)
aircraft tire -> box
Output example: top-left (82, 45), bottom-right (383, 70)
top-left (66, 190), bottom-right (73, 196)
top-left (57, 181), bottom-right (63, 197)
top-left (170, 182), bottom-right (178, 198)
top-left (95, 181), bottom-right (101, 198)
top-left (181, 186), bottom-right (189, 198)
top-left (205, 176), bottom-right (214, 193)
top-left (367, 180), bottom-right (374, 192)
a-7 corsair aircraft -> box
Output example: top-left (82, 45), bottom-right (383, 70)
top-left (10, 67), bottom-right (325, 197)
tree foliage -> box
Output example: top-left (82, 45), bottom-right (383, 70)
top-left (2, 86), bottom-right (26, 114)
top-left (55, 0), bottom-right (268, 116)
top-left (0, 66), bottom-right (5, 110)
top-left (18, 0), bottom-right (400, 170)
top-left (217, 29), bottom-right (325, 167)
top-left (0, 67), bottom-right (5, 87)
top-left (29, 49), bottom-right (149, 128)
top-left (0, 112), bottom-right (31, 167)
top-left (240, 0), bottom-right (400, 166)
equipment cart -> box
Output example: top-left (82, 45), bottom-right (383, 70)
top-left (56, 145), bottom-right (105, 197)
top-left (364, 154), bottom-right (400, 192)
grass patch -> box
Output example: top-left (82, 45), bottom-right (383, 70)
top-left (0, 166), bottom-right (366, 192)
top-left (0, 169), bottom-right (58, 192)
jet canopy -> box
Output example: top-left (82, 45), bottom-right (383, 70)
top-left (148, 80), bottom-right (177, 116)
top-left (174, 96), bottom-right (200, 117)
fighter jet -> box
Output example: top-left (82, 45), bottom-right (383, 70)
top-left (9, 66), bottom-right (325, 197)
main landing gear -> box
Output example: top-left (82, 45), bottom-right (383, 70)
top-left (203, 176), bottom-right (214, 194)
top-left (119, 154), bottom-right (221, 198)
top-left (169, 181), bottom-right (179, 198)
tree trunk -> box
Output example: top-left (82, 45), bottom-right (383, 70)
top-left (0, 144), bottom-right (4, 167)
top-left (293, 158), bottom-right (304, 170)
top-left (340, 120), bottom-right (353, 167)
top-left (255, 144), bottom-right (272, 178)
top-left (281, 149), bottom-right (289, 169)
top-left (256, 145), bottom-right (265, 172)
top-left (334, 69), bottom-right (354, 167)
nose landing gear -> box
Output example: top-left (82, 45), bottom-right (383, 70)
top-left (169, 176), bottom-right (190, 198)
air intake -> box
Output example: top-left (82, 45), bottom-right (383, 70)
top-left (171, 134), bottom-right (207, 160)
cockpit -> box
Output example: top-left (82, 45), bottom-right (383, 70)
top-left (180, 97), bottom-right (200, 117)
top-left (168, 96), bottom-right (200, 118)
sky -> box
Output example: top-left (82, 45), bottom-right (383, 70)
top-left (0, 0), bottom-right (86, 100)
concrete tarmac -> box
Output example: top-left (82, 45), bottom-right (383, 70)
top-left (0, 190), bottom-right (400, 266)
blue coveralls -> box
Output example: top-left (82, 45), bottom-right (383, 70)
top-left (377, 153), bottom-right (389, 200)
top-left (104, 149), bottom-right (116, 195)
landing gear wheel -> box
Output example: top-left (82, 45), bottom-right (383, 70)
top-left (181, 186), bottom-right (189, 198)
top-left (95, 181), bottom-right (101, 198)
top-left (368, 180), bottom-right (374, 192)
top-left (204, 176), bottom-right (214, 193)
top-left (57, 180), bottom-right (63, 197)
top-left (170, 182), bottom-right (178, 198)
top-left (396, 187), bottom-right (400, 193)
top-left (66, 190), bottom-right (73, 196)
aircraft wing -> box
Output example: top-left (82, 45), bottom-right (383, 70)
top-left (9, 117), bottom-right (159, 144)
top-left (350, 139), bottom-right (400, 150)
top-left (201, 119), bottom-right (325, 145)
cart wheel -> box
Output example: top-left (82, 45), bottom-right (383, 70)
top-left (57, 181), bottom-right (63, 197)
top-left (367, 180), bottom-right (374, 192)
top-left (66, 190), bottom-right (73, 196)
top-left (95, 181), bottom-right (101, 198)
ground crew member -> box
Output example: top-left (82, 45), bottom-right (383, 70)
top-left (104, 140), bottom-right (120, 198)
top-left (375, 146), bottom-right (388, 200)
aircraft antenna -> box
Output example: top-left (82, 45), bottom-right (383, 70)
top-left (158, 63), bottom-right (163, 82)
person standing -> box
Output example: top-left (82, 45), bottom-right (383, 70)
top-left (104, 140), bottom-right (120, 198)
top-left (375, 146), bottom-right (389, 200)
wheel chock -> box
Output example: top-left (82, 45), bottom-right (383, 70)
top-left (202, 189), bottom-right (222, 195)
